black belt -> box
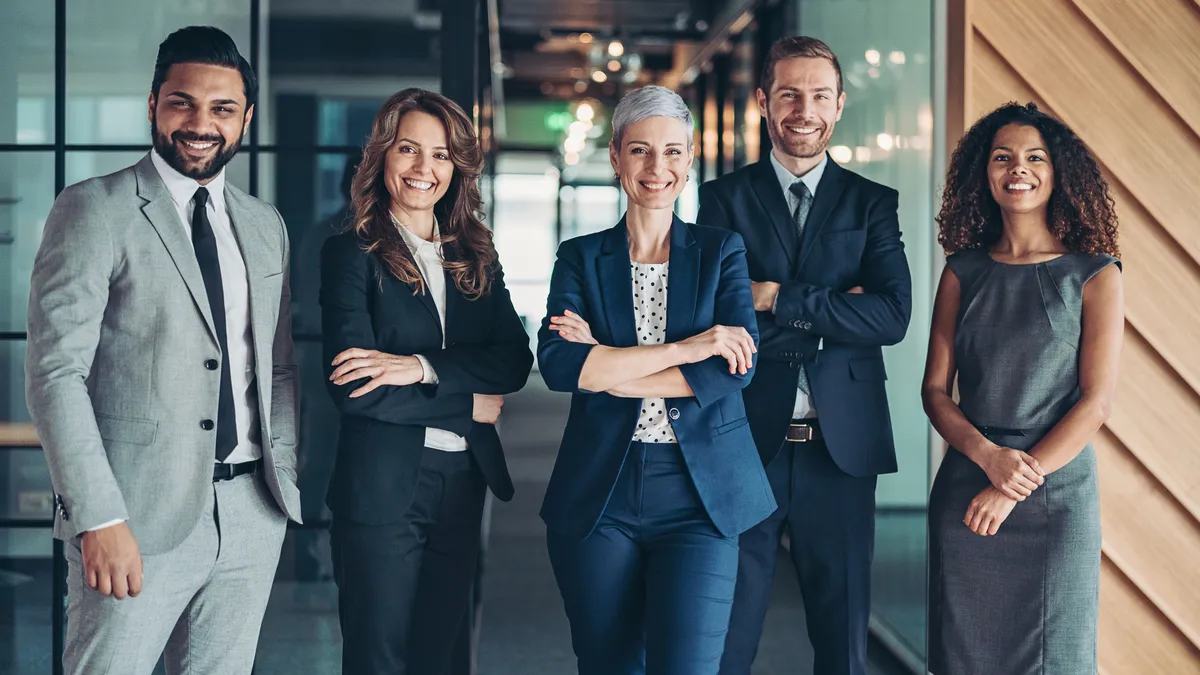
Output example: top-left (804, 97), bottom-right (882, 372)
top-left (786, 419), bottom-right (822, 443)
top-left (213, 459), bottom-right (261, 482)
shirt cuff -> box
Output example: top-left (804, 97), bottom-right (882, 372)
top-left (771, 292), bottom-right (779, 315)
top-left (414, 354), bottom-right (438, 385)
top-left (87, 519), bottom-right (126, 532)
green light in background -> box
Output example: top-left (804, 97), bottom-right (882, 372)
top-left (544, 111), bottom-right (575, 132)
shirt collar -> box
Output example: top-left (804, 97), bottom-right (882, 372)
top-left (390, 211), bottom-right (441, 256)
top-left (770, 149), bottom-right (827, 199)
top-left (150, 149), bottom-right (227, 214)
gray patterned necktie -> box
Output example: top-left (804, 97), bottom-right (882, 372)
top-left (788, 180), bottom-right (813, 395)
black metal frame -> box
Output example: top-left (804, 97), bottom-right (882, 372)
top-left (1, 2), bottom-right (491, 672)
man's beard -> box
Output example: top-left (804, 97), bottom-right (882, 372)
top-left (151, 112), bottom-right (243, 181)
top-left (766, 110), bottom-right (834, 160)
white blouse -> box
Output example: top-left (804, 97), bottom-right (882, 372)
top-left (630, 261), bottom-right (678, 444)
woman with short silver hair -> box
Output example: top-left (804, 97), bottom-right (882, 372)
top-left (537, 85), bottom-right (775, 674)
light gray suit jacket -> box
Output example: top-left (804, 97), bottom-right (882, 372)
top-left (25, 153), bottom-right (301, 555)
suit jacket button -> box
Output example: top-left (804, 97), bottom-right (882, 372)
top-left (792, 321), bottom-right (802, 328)
top-left (802, 322), bottom-right (813, 330)
top-left (200, 419), bottom-right (215, 431)
top-left (204, 359), bottom-right (218, 370)
top-left (668, 408), bottom-right (680, 420)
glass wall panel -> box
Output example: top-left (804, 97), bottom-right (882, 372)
top-left (795, 0), bottom-right (935, 663)
top-left (260, 0), bottom-right (441, 146)
top-left (0, 153), bottom-right (55, 334)
top-left (65, 0), bottom-right (252, 144)
top-left (0, 2), bottom-right (56, 145)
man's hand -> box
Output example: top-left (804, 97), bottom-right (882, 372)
top-left (81, 522), bottom-right (143, 599)
top-left (329, 348), bottom-right (424, 398)
top-left (750, 282), bottom-right (781, 312)
top-left (473, 394), bottom-right (504, 424)
top-left (848, 286), bottom-right (864, 294)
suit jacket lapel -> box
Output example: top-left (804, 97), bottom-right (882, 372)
top-left (795, 157), bottom-right (848, 272)
top-left (442, 270), bottom-right (462, 343)
top-left (225, 187), bottom-right (277, 367)
top-left (665, 216), bottom-right (698, 344)
top-left (134, 155), bottom-right (217, 342)
top-left (748, 159), bottom-right (799, 270)
top-left (598, 220), bottom-right (638, 348)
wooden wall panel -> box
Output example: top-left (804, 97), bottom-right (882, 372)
top-left (948, 1), bottom-right (1200, 671)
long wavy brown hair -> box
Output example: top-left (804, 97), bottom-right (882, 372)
top-left (350, 88), bottom-right (496, 298)
top-left (937, 102), bottom-right (1119, 256)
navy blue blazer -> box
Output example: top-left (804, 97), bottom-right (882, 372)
top-left (537, 216), bottom-right (777, 539)
top-left (697, 156), bottom-right (912, 476)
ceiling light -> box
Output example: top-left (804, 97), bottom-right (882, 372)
top-left (608, 41), bottom-right (624, 58)
top-left (592, 70), bottom-right (608, 83)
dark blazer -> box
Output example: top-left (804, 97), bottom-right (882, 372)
top-left (696, 156), bottom-right (912, 476)
top-left (537, 216), bottom-right (777, 539)
top-left (320, 231), bottom-right (534, 525)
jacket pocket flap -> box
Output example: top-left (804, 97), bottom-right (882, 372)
top-left (95, 414), bottom-right (158, 446)
top-left (715, 417), bottom-right (750, 435)
top-left (848, 357), bottom-right (887, 381)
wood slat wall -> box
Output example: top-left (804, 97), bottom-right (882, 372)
top-left (946, 1), bottom-right (1200, 672)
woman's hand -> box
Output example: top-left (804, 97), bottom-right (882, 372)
top-left (975, 444), bottom-right (1045, 501)
top-left (677, 325), bottom-right (757, 375)
top-left (548, 309), bottom-right (598, 345)
top-left (330, 348), bottom-right (424, 398)
top-left (964, 486), bottom-right (1019, 536)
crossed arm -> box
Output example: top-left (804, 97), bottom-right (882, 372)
top-left (696, 185), bottom-right (912, 347)
top-left (537, 235), bottom-right (760, 408)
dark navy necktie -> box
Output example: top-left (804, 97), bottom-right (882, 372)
top-left (191, 187), bottom-right (238, 461)
top-left (788, 180), bottom-right (813, 395)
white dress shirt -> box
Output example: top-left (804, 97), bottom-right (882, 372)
top-left (88, 152), bottom-right (262, 532)
top-left (769, 149), bottom-right (827, 420)
top-left (391, 212), bottom-right (469, 452)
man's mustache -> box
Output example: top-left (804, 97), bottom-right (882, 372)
top-left (172, 131), bottom-right (225, 144)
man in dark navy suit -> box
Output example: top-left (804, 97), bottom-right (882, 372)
top-left (698, 36), bottom-right (913, 675)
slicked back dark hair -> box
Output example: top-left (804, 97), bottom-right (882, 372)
top-left (151, 26), bottom-right (257, 107)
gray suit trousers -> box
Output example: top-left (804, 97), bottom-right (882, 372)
top-left (63, 471), bottom-right (287, 675)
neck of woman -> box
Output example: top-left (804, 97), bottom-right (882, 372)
top-left (390, 203), bottom-right (436, 241)
top-left (625, 203), bottom-right (674, 264)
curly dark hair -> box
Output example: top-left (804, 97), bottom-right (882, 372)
top-left (937, 102), bottom-right (1118, 256)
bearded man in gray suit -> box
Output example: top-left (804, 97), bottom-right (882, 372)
top-left (25, 26), bottom-right (300, 674)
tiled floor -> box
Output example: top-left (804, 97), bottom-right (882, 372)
top-left (0, 379), bottom-right (925, 674)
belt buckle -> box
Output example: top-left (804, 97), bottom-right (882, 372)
top-left (790, 423), bottom-right (814, 443)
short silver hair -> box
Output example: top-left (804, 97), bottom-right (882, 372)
top-left (610, 85), bottom-right (694, 150)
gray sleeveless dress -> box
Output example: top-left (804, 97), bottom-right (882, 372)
top-left (928, 249), bottom-right (1120, 675)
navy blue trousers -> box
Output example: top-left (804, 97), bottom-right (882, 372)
top-left (719, 439), bottom-right (877, 675)
top-left (547, 442), bottom-right (739, 675)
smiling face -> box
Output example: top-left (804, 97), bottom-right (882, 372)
top-left (988, 123), bottom-right (1054, 217)
top-left (383, 110), bottom-right (455, 220)
top-left (758, 56), bottom-right (844, 161)
top-left (610, 115), bottom-right (694, 211)
top-left (148, 62), bottom-right (252, 184)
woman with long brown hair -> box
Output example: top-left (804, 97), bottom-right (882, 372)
top-left (922, 102), bottom-right (1123, 674)
top-left (319, 88), bottom-right (532, 674)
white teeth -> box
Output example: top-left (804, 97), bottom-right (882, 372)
top-left (1005, 183), bottom-right (1034, 191)
top-left (404, 178), bottom-right (433, 190)
top-left (182, 140), bottom-right (216, 150)
top-left (787, 127), bottom-right (818, 135)
top-left (641, 182), bottom-right (669, 190)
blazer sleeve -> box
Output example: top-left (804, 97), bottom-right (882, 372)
top-left (268, 206), bottom-right (299, 483)
top-left (773, 187), bottom-right (912, 345)
top-left (537, 239), bottom-right (598, 393)
top-left (420, 263), bottom-right (534, 396)
top-left (677, 232), bottom-right (760, 408)
top-left (24, 182), bottom-right (130, 535)
top-left (319, 235), bottom-right (474, 436)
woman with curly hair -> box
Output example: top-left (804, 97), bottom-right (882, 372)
top-left (922, 102), bottom-right (1123, 675)
top-left (319, 88), bottom-right (533, 673)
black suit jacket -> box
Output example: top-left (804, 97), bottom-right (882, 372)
top-left (319, 231), bottom-right (533, 525)
top-left (696, 155), bottom-right (912, 475)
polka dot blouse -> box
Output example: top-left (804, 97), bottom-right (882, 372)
top-left (631, 261), bottom-right (678, 444)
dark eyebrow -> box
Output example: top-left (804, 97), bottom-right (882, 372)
top-left (776, 85), bottom-right (834, 94)
top-left (165, 91), bottom-right (241, 108)
top-left (991, 146), bottom-right (1047, 153)
top-left (397, 137), bottom-right (448, 150)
